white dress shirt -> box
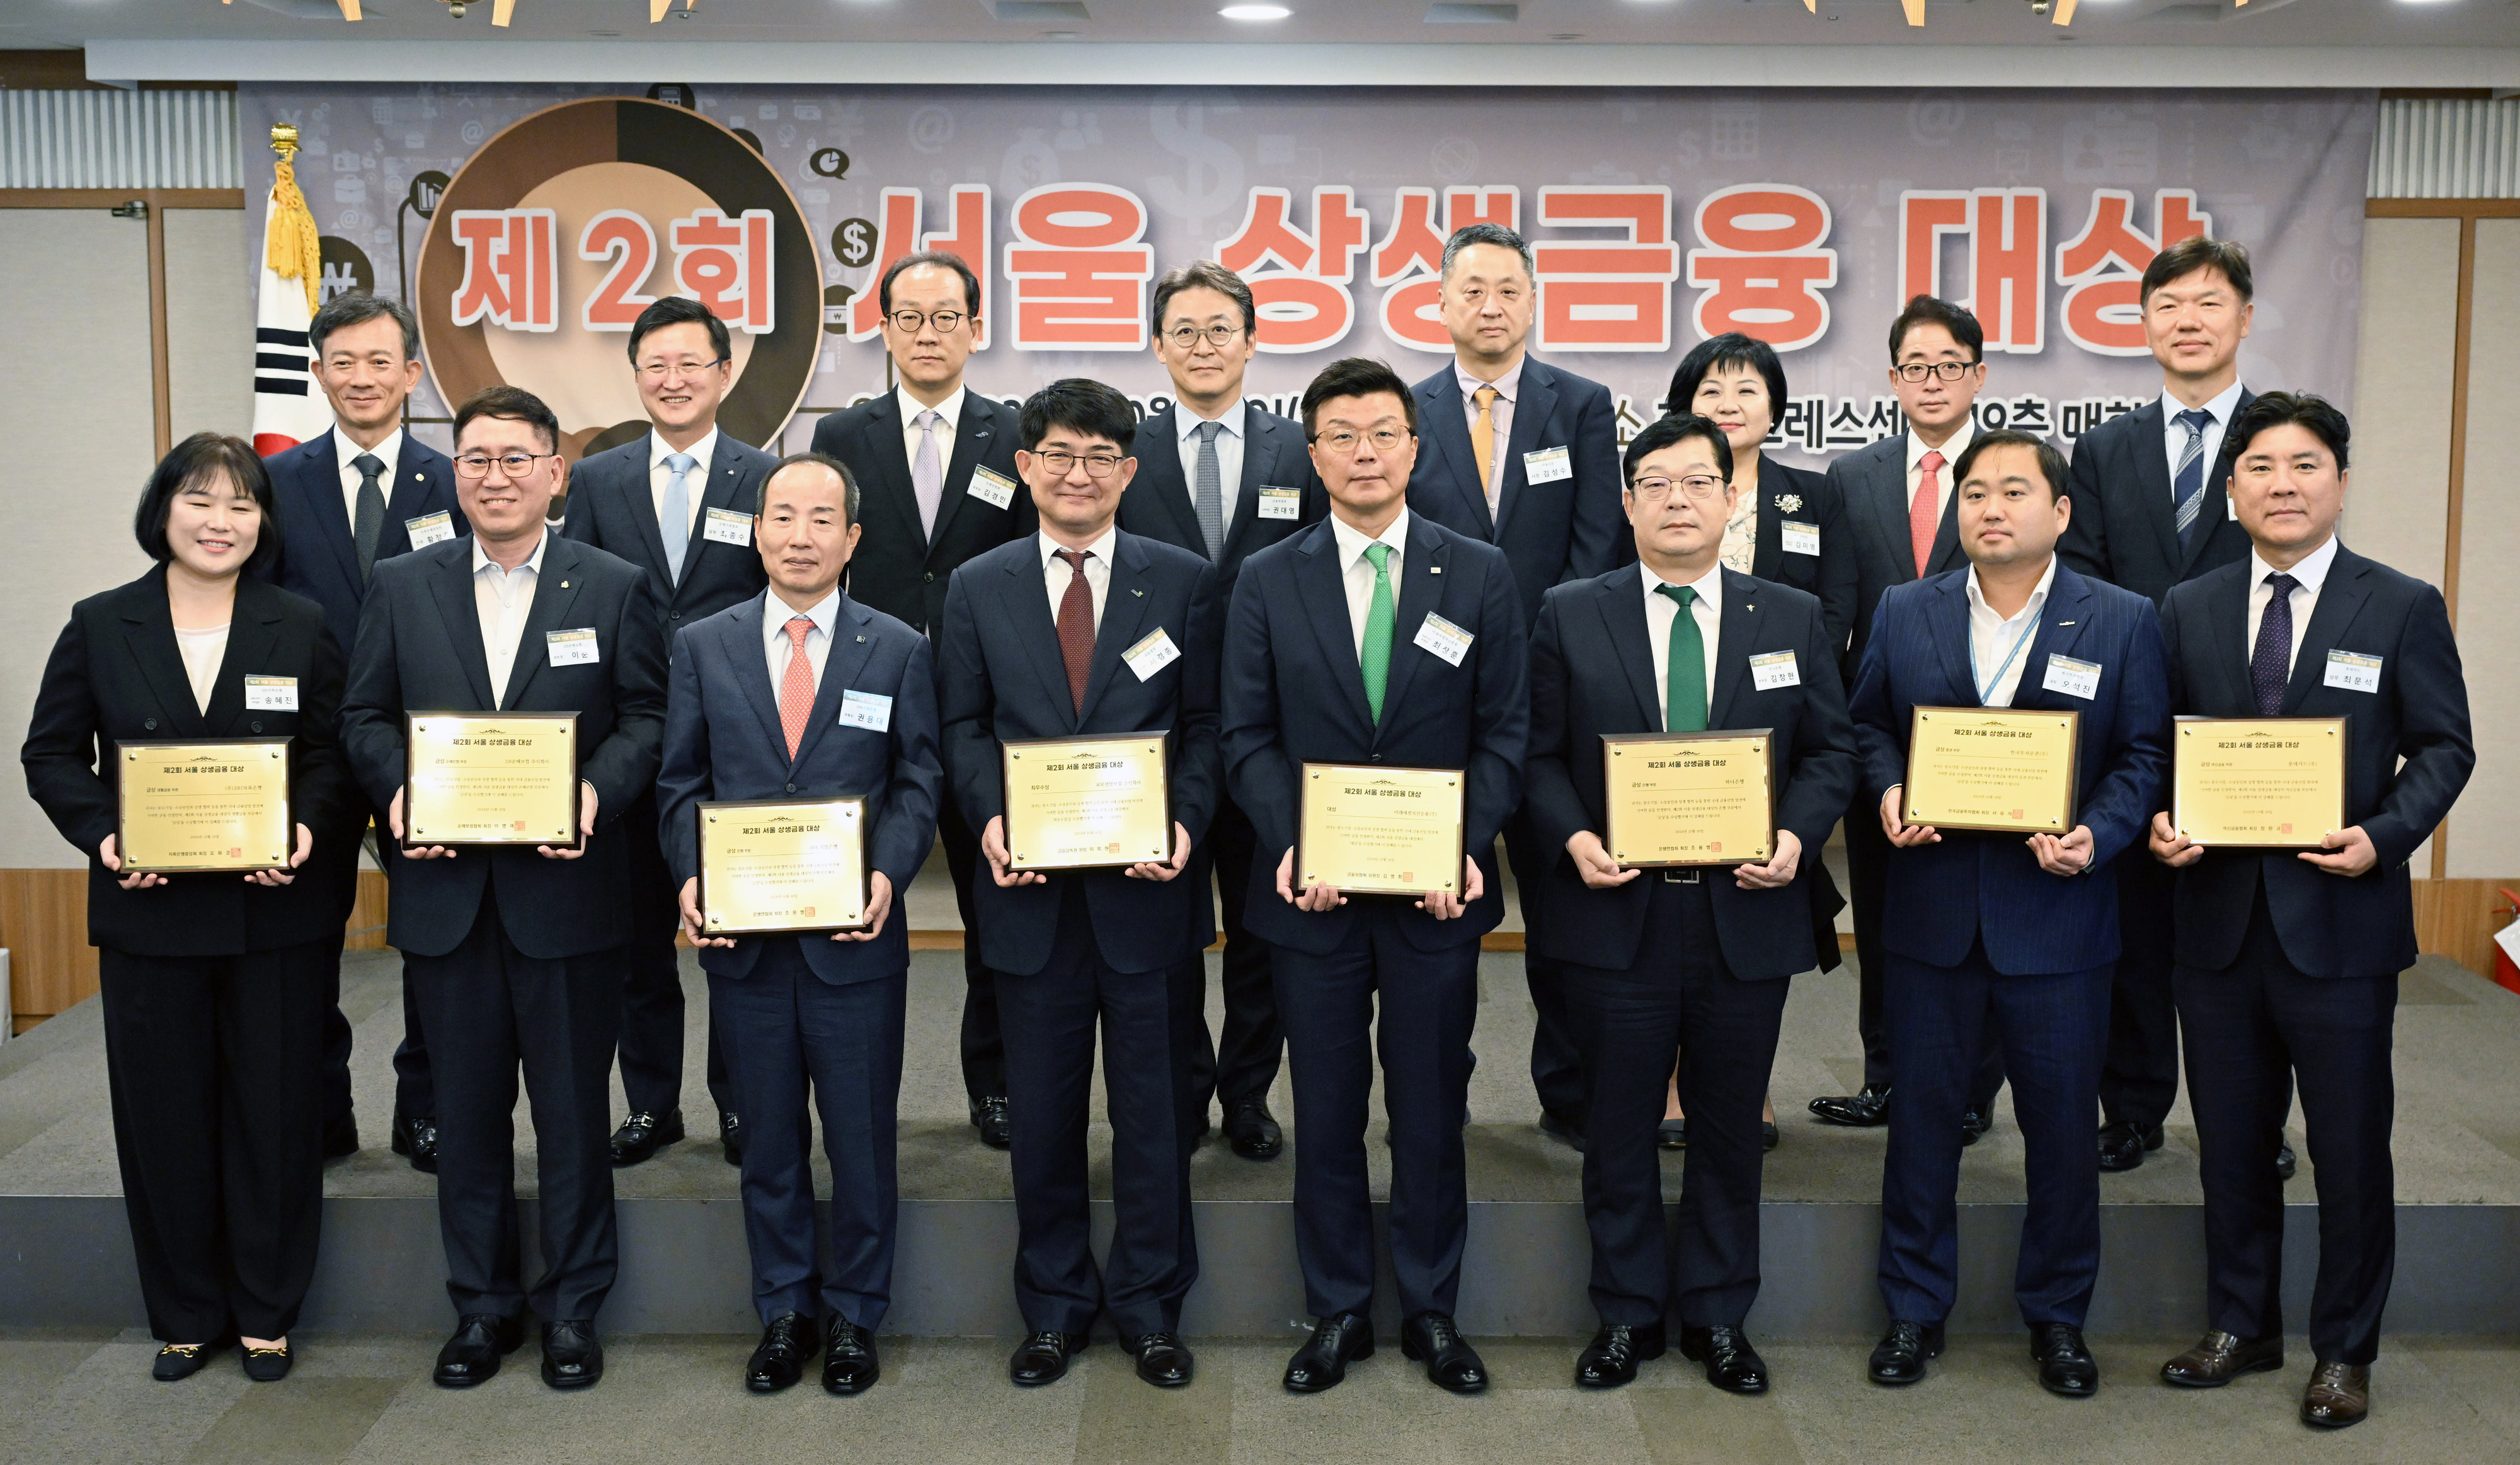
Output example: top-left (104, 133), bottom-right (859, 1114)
top-left (899, 384), bottom-right (965, 468)
top-left (2245, 533), bottom-right (2340, 677)
top-left (1455, 356), bottom-right (1525, 506)
top-left (761, 586), bottom-right (841, 695)
top-left (1906, 421), bottom-right (1976, 531)
top-left (2160, 379), bottom-right (2248, 498)
top-left (1176, 398), bottom-right (1246, 529)
top-left (1329, 508), bottom-right (1410, 661)
top-left (1039, 525), bottom-right (1116, 633)
top-left (472, 531), bottom-right (547, 708)
top-left (1964, 553), bottom-right (2057, 708)
top-left (173, 622), bottom-right (231, 716)
top-left (1641, 560), bottom-right (1724, 728)
top-left (333, 425), bottom-right (403, 527)
top-left (649, 427), bottom-right (718, 542)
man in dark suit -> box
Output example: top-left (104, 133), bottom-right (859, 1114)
top-left (1850, 430), bottom-right (2170, 1397)
top-left (2148, 394), bottom-right (2471, 1430)
top-left (939, 380), bottom-right (1220, 1391)
top-left (1809, 297), bottom-right (2008, 1139)
top-left (340, 386), bottom-right (668, 1393)
top-left (811, 249), bottom-right (1035, 1149)
top-left (563, 296), bottom-right (777, 1169)
top-left (2058, 237), bottom-right (2262, 1175)
top-left (257, 290), bottom-right (462, 1169)
top-left (1406, 222), bottom-right (1625, 1149)
top-left (1525, 413), bottom-right (1856, 1395)
top-left (1224, 357), bottom-right (1529, 1397)
top-left (1116, 260), bottom-right (1326, 1162)
top-left (656, 453), bottom-right (941, 1398)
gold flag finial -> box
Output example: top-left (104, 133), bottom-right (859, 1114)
top-left (270, 123), bottom-right (300, 159)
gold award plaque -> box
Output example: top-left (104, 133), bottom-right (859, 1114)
top-left (1001, 732), bottom-right (1171, 870)
top-left (404, 712), bottom-right (579, 847)
top-left (116, 739), bottom-right (292, 873)
top-left (1901, 706), bottom-right (2080, 834)
top-left (2172, 717), bottom-right (2347, 849)
top-left (1298, 763), bottom-right (1467, 895)
top-left (697, 798), bottom-right (869, 934)
top-left (1602, 731), bottom-right (1775, 867)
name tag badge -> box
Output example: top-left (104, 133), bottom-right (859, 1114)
top-left (1780, 519), bottom-right (1821, 558)
top-left (244, 675), bottom-right (299, 711)
top-left (1749, 650), bottom-right (1801, 691)
top-left (1256, 485), bottom-right (1303, 520)
top-left (1413, 612), bottom-right (1475, 667)
top-left (1122, 627), bottom-right (1183, 682)
top-left (966, 465), bottom-right (1017, 512)
top-left (546, 628), bottom-right (600, 667)
top-left (2042, 653), bottom-right (2102, 700)
top-left (2324, 649), bottom-right (2381, 694)
top-left (702, 506), bottom-right (752, 546)
top-left (839, 689), bottom-right (893, 733)
top-left (404, 510), bottom-right (456, 549)
top-left (1522, 445), bottom-right (1574, 485)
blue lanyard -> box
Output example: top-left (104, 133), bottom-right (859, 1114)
top-left (1971, 610), bottom-right (2041, 706)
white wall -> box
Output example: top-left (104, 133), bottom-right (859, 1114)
top-left (2448, 219), bottom-right (2520, 879)
top-left (163, 207), bottom-right (252, 443)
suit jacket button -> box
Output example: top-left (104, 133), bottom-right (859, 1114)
top-left (923, 571), bottom-right (936, 583)
top-left (144, 718), bottom-right (158, 730)
top-left (250, 721), bottom-right (263, 733)
top-left (670, 610), bottom-right (682, 620)
top-left (1370, 753), bottom-right (1382, 762)
top-left (784, 782), bottom-right (797, 793)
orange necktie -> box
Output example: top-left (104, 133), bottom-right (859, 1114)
top-left (1910, 449), bottom-right (1944, 578)
top-left (778, 616), bottom-right (815, 759)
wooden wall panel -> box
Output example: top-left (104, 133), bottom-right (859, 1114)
top-left (0, 869), bottom-right (98, 1030)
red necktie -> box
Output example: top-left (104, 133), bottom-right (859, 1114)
top-left (1910, 449), bottom-right (1945, 578)
top-left (777, 616), bottom-right (814, 759)
top-left (1055, 549), bottom-right (1095, 715)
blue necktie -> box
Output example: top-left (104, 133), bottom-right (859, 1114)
top-left (2172, 408), bottom-right (2213, 554)
top-left (661, 452), bottom-right (696, 583)
top-left (2251, 572), bottom-right (2298, 716)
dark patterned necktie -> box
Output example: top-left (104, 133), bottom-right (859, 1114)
top-left (352, 452), bottom-right (386, 583)
top-left (1054, 549), bottom-right (1096, 715)
top-left (2250, 572), bottom-right (2298, 716)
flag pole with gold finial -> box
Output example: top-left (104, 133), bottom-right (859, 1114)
top-left (267, 124), bottom-right (323, 317)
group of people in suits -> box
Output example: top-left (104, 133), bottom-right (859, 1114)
top-left (18, 223), bottom-right (2468, 1433)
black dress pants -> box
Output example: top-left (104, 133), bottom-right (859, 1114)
top-left (1509, 817), bottom-right (1588, 1124)
top-left (1842, 796), bottom-right (2007, 1112)
top-left (99, 938), bottom-right (331, 1343)
top-left (1183, 795), bottom-right (1285, 1112)
top-left (614, 789), bottom-right (733, 1119)
top-left (1569, 876), bottom-right (1788, 1329)
top-left (942, 805), bottom-right (1005, 1103)
top-left (2101, 851), bottom-right (2182, 1131)
top-left (2177, 885), bottom-right (2398, 1365)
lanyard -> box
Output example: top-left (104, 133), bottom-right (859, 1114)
top-left (1971, 608), bottom-right (2041, 706)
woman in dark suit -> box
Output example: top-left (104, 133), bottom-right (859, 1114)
top-left (21, 433), bottom-right (353, 1383)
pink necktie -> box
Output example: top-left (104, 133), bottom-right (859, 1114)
top-left (778, 616), bottom-right (814, 759)
top-left (1910, 450), bottom-right (1944, 578)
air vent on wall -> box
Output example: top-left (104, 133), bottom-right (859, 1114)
top-left (1426, 3), bottom-right (1519, 21)
top-left (992, 1), bottom-right (1091, 20)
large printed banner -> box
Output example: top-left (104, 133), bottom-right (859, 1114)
top-left (239, 84), bottom-right (2374, 464)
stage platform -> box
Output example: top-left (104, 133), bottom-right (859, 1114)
top-left (5, 941), bottom-right (2519, 1341)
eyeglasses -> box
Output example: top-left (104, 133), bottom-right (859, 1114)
top-left (1895, 361), bottom-right (1978, 382)
top-left (1033, 450), bottom-right (1125, 480)
top-left (453, 451), bottom-right (561, 480)
top-left (1629, 474), bottom-right (1727, 505)
top-left (887, 308), bottom-right (968, 336)
top-left (1312, 427), bottom-right (1409, 456)
top-left (637, 357), bottom-right (727, 381)
top-left (1164, 323), bottom-right (1245, 350)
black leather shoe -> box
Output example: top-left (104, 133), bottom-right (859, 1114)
top-left (1683, 1324), bottom-right (1770, 1394)
top-left (391, 1114), bottom-right (439, 1175)
top-left (1574, 1321), bottom-right (1664, 1388)
top-left (541, 1320), bottom-right (603, 1390)
top-left (1763, 1121), bottom-right (1781, 1152)
top-left (432, 1313), bottom-right (523, 1388)
top-left (2097, 1120), bottom-right (2163, 1172)
top-left (972, 1096), bottom-right (1012, 1151)
top-left (1401, 1312), bottom-right (1487, 1394)
top-left (1223, 1098), bottom-right (1285, 1160)
top-left (1538, 1110), bottom-right (1587, 1152)
top-left (744, 1313), bottom-right (818, 1394)
top-left (1867, 1319), bottom-right (1944, 1386)
top-left (1127, 1331), bottom-right (1194, 1387)
top-left (2031, 1322), bottom-right (2098, 1397)
top-left (152, 1340), bottom-right (229, 1382)
top-left (823, 1319), bottom-right (880, 1395)
top-left (322, 1119), bottom-right (360, 1159)
top-left (1008, 1330), bottom-right (1084, 1386)
top-left (719, 1112), bottom-right (745, 1167)
top-left (241, 1341), bottom-right (293, 1382)
top-left (1810, 1084), bottom-right (1890, 1127)
top-left (1657, 1117), bottom-right (1687, 1151)
top-left (2276, 1142), bottom-right (2298, 1182)
top-left (609, 1109), bottom-right (685, 1167)
top-left (1283, 1312), bottom-right (1374, 1393)
top-left (1960, 1108), bottom-right (1993, 1147)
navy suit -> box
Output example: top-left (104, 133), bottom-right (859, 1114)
top-left (258, 427), bottom-right (464, 1135)
top-left (1222, 511), bottom-right (1528, 1321)
top-left (937, 528), bottom-right (1219, 1339)
top-left (563, 430), bottom-right (777, 1124)
top-left (655, 590), bottom-right (941, 1330)
top-left (2159, 545), bottom-right (2471, 1364)
top-left (1524, 566), bottom-right (1854, 1330)
top-left (1850, 560), bottom-right (2169, 1330)
top-left (339, 532), bottom-right (668, 1324)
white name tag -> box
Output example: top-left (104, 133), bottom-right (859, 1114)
top-left (1256, 485), bottom-right (1302, 520)
top-left (404, 510), bottom-right (456, 548)
top-left (1780, 519), bottom-right (1821, 558)
top-left (966, 464), bottom-right (1017, 512)
top-left (839, 689), bottom-right (892, 733)
top-left (1522, 445), bottom-right (1573, 485)
top-left (1122, 627), bottom-right (1182, 682)
top-left (1749, 650), bottom-right (1801, 691)
top-left (702, 506), bottom-right (752, 546)
top-left (244, 675), bottom-right (299, 711)
top-left (2042, 653), bottom-right (2101, 700)
top-left (546, 628), bottom-right (600, 667)
top-left (1413, 612), bottom-right (1474, 667)
top-left (2324, 649), bottom-right (2381, 694)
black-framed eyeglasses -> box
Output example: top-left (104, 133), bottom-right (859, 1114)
top-left (1164, 323), bottom-right (1245, 350)
top-left (888, 308), bottom-right (968, 335)
top-left (1032, 450), bottom-right (1125, 480)
top-left (1896, 360), bottom-right (1977, 382)
top-left (453, 451), bottom-right (562, 479)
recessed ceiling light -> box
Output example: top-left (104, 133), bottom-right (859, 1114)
top-left (1220, 4), bottom-right (1293, 18)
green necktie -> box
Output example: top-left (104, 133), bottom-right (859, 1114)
top-left (1656, 583), bottom-right (1706, 733)
top-left (1360, 541), bottom-right (1396, 723)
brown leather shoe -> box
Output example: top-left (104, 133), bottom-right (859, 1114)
top-left (2160, 1331), bottom-right (2283, 1387)
top-left (2300, 1360), bottom-right (2370, 1428)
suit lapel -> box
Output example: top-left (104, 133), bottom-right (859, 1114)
top-left (1864, 443), bottom-right (1916, 578)
top-left (616, 435), bottom-right (675, 592)
top-left (852, 394), bottom-right (922, 551)
top-left (2282, 549), bottom-right (2369, 714)
top-left (300, 434), bottom-right (364, 591)
top-left (118, 569), bottom-right (207, 735)
top-left (1750, 457), bottom-right (1782, 582)
top-left (789, 595), bottom-right (878, 767)
top-left (2175, 388), bottom-right (2252, 581)
top-left (925, 393), bottom-right (999, 556)
top-left (1293, 524), bottom-right (1375, 734)
top-left (1004, 545), bottom-right (1080, 728)
top-left (2207, 563), bottom-right (2256, 711)
top-left (2131, 399), bottom-right (2184, 572)
top-left (1927, 472), bottom-right (1967, 575)
top-left (725, 595), bottom-right (791, 760)
top-left (501, 537), bottom-right (587, 710)
top-left (1594, 573), bottom-right (1663, 732)
top-left (1417, 375), bottom-right (1494, 539)
top-left (1926, 573), bottom-right (1978, 706)
top-left (1372, 517), bottom-right (1446, 745)
top-left (205, 582), bottom-right (286, 735)
top-left (1494, 362), bottom-right (1555, 537)
top-left (381, 430), bottom-right (445, 534)
top-left (1137, 406), bottom-right (1210, 555)
top-left (1077, 536), bottom-right (1157, 727)
top-left (427, 546), bottom-right (498, 710)
top-left (1705, 569), bottom-right (1760, 730)
top-left (680, 435), bottom-right (757, 594)
top-left (2010, 569), bottom-right (2095, 708)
